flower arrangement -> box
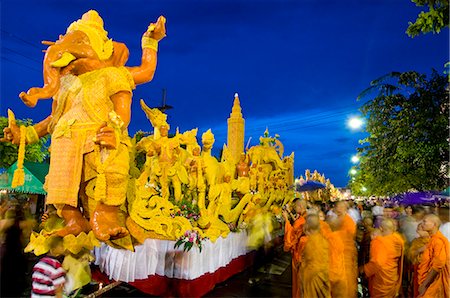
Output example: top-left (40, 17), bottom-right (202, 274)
top-left (171, 199), bottom-right (200, 223)
top-left (174, 230), bottom-right (208, 252)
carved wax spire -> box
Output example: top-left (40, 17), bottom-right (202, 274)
top-left (230, 93), bottom-right (243, 118)
top-left (227, 92), bottom-right (245, 164)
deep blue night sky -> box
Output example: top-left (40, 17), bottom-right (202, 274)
top-left (1, 0), bottom-right (448, 187)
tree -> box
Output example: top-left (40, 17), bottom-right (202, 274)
top-left (349, 70), bottom-right (449, 196)
top-left (406, 0), bottom-right (449, 37)
top-left (0, 117), bottom-right (49, 168)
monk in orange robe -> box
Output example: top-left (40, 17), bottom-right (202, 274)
top-left (327, 219), bottom-right (347, 298)
top-left (408, 223), bottom-right (430, 297)
top-left (333, 201), bottom-right (357, 298)
top-left (299, 214), bottom-right (331, 298)
top-left (319, 214), bottom-right (332, 237)
top-left (417, 214), bottom-right (450, 298)
top-left (283, 198), bottom-right (307, 298)
top-left (362, 218), bottom-right (405, 298)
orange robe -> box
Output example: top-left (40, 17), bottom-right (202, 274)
top-left (321, 217), bottom-right (346, 297)
top-left (417, 231), bottom-right (450, 298)
top-left (364, 232), bottom-right (405, 298)
top-left (300, 232), bottom-right (331, 298)
top-left (284, 216), bottom-right (305, 298)
top-left (408, 236), bottom-right (430, 297)
top-left (320, 220), bottom-right (332, 238)
top-left (336, 214), bottom-right (357, 298)
top-left (327, 231), bottom-right (347, 298)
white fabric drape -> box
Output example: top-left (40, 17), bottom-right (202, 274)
top-left (93, 231), bottom-right (252, 282)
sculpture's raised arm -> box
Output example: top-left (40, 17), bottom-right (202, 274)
top-left (126, 16), bottom-right (166, 85)
top-left (18, 14), bottom-right (166, 108)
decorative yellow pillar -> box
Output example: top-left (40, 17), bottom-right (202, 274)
top-left (227, 93), bottom-right (245, 164)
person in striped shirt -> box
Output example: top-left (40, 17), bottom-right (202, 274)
top-left (31, 236), bottom-right (66, 298)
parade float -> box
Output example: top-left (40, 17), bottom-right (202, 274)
top-left (2, 10), bottom-right (295, 296)
top-left (296, 169), bottom-right (344, 202)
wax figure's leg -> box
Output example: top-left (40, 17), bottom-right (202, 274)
top-left (90, 202), bottom-right (128, 241)
top-left (90, 143), bottom-right (130, 241)
top-left (54, 205), bottom-right (91, 237)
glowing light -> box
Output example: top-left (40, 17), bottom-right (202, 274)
top-left (361, 186), bottom-right (367, 192)
top-left (347, 116), bottom-right (364, 130)
top-left (351, 155), bottom-right (360, 163)
top-left (350, 169), bottom-right (357, 175)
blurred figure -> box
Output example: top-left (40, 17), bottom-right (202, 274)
top-left (327, 218), bottom-right (347, 298)
top-left (407, 223), bottom-right (430, 297)
top-left (247, 209), bottom-right (274, 285)
top-left (437, 206), bottom-right (450, 241)
top-left (31, 236), bottom-right (66, 298)
top-left (0, 199), bottom-right (9, 219)
top-left (0, 205), bottom-right (27, 297)
top-left (361, 218), bottom-right (404, 298)
top-left (372, 199), bottom-right (384, 228)
top-left (326, 202), bottom-right (337, 221)
top-left (318, 210), bottom-right (332, 237)
top-left (417, 214), bottom-right (449, 297)
top-left (333, 201), bottom-right (357, 298)
top-left (356, 201), bottom-right (364, 214)
top-left (299, 214), bottom-right (331, 298)
top-left (356, 216), bottom-right (374, 297)
top-left (282, 198), bottom-right (307, 298)
top-left (347, 201), bottom-right (362, 225)
top-left (400, 205), bottom-right (425, 244)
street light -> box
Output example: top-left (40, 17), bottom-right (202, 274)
top-left (347, 116), bottom-right (364, 131)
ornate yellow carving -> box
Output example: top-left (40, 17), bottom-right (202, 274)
top-left (227, 93), bottom-right (245, 164)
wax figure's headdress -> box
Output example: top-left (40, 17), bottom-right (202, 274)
top-left (66, 10), bottom-right (113, 60)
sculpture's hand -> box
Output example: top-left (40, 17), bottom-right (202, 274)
top-left (19, 90), bottom-right (40, 108)
top-left (1, 126), bottom-right (21, 145)
top-left (144, 16), bottom-right (166, 41)
top-left (94, 123), bottom-right (117, 149)
top-left (0, 109), bottom-right (21, 144)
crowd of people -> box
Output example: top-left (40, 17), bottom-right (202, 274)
top-left (0, 198), bottom-right (71, 298)
top-left (282, 198), bottom-right (449, 298)
top-left (1, 194), bottom-right (449, 298)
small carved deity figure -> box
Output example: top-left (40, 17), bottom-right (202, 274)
top-left (185, 145), bottom-right (206, 205)
top-left (148, 124), bottom-right (187, 202)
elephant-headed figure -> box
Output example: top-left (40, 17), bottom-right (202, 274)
top-left (4, 10), bottom-right (167, 243)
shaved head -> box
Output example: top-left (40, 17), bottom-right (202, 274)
top-left (335, 200), bottom-right (349, 216)
top-left (422, 213), bottom-right (442, 234)
top-left (295, 199), bottom-right (307, 209)
top-left (306, 214), bottom-right (320, 232)
top-left (293, 199), bottom-right (307, 215)
top-left (380, 218), bottom-right (396, 234)
top-left (424, 214), bottom-right (441, 227)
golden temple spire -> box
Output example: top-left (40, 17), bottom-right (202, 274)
top-left (227, 93), bottom-right (245, 164)
top-left (230, 93), bottom-right (243, 118)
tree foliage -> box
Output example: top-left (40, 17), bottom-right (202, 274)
top-left (350, 70), bottom-right (449, 196)
top-left (0, 117), bottom-right (49, 169)
top-left (406, 0), bottom-right (449, 37)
